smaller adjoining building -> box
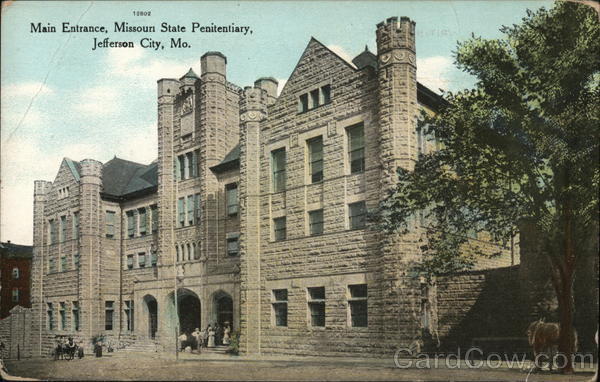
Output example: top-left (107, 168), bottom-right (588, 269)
top-left (0, 241), bottom-right (33, 319)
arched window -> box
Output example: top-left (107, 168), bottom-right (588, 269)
top-left (12, 267), bottom-right (19, 279)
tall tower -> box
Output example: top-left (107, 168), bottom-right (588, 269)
top-left (157, 77), bottom-right (180, 274)
top-left (376, 16), bottom-right (418, 182)
top-left (375, 17), bottom-right (421, 349)
top-left (78, 159), bottom-right (103, 337)
top-left (238, 82), bottom-right (270, 354)
top-left (198, 52), bottom-right (228, 263)
top-left (31, 180), bottom-right (51, 355)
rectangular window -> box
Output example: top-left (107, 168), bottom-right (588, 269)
top-left (151, 205), bottom-right (158, 232)
top-left (321, 85), bottom-right (331, 105)
top-left (192, 150), bottom-right (199, 177)
top-left (349, 201), bottom-right (367, 230)
top-left (307, 287), bottom-right (325, 327)
top-left (60, 215), bottom-right (67, 242)
top-left (194, 194), bottom-right (201, 223)
top-left (226, 183), bottom-right (238, 216)
top-left (73, 253), bottom-right (80, 269)
top-left (12, 288), bottom-right (19, 303)
top-left (178, 155), bottom-right (185, 180)
top-left (347, 123), bottom-right (365, 174)
top-left (272, 289), bottom-right (288, 327)
top-left (126, 254), bottom-right (134, 270)
top-left (193, 243), bottom-right (200, 260)
top-left (308, 136), bottom-right (323, 183)
top-left (125, 300), bottom-right (134, 331)
top-left (106, 211), bottom-right (116, 238)
top-left (298, 93), bottom-right (309, 113)
top-left (273, 217), bottom-right (286, 241)
top-left (72, 212), bottom-right (79, 240)
top-left (187, 196), bottom-right (194, 225)
top-left (60, 302), bottom-right (66, 330)
top-left (271, 148), bottom-right (286, 192)
top-left (127, 211), bottom-right (135, 237)
top-left (309, 209), bottom-right (324, 236)
top-left (138, 253), bottom-right (146, 268)
top-left (49, 219), bottom-right (57, 244)
top-left (60, 255), bottom-right (68, 272)
top-left (47, 303), bottom-right (54, 330)
top-left (186, 152), bottom-right (194, 179)
top-left (151, 251), bottom-right (158, 267)
top-left (176, 246), bottom-right (180, 263)
top-left (12, 267), bottom-right (19, 279)
top-left (309, 88), bottom-right (320, 109)
top-left (417, 126), bottom-right (426, 156)
top-left (226, 234), bottom-right (239, 257)
top-left (348, 284), bottom-right (368, 327)
top-left (139, 208), bottom-right (147, 235)
top-left (178, 198), bottom-right (185, 227)
top-left (72, 302), bottom-right (80, 331)
top-left (105, 301), bottom-right (114, 331)
top-left (49, 257), bottom-right (56, 273)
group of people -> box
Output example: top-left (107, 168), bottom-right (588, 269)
top-left (179, 322), bottom-right (231, 352)
top-left (53, 336), bottom-right (83, 360)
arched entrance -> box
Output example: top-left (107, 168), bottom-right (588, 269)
top-left (179, 292), bottom-right (201, 334)
top-left (167, 288), bottom-right (201, 335)
top-left (143, 295), bottom-right (158, 339)
top-left (213, 291), bottom-right (233, 329)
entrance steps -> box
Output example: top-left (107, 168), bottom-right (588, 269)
top-left (119, 339), bottom-right (161, 353)
top-left (201, 345), bottom-right (228, 355)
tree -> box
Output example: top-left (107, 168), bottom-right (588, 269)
top-left (377, 2), bottom-right (599, 373)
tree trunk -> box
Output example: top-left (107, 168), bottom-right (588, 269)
top-left (556, 268), bottom-right (575, 374)
top-left (556, 195), bottom-right (576, 374)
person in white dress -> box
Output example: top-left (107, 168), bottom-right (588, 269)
top-left (207, 325), bottom-right (215, 348)
top-left (223, 324), bottom-right (231, 345)
top-left (191, 328), bottom-right (202, 352)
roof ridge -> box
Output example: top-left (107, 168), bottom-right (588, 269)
top-left (104, 156), bottom-right (147, 167)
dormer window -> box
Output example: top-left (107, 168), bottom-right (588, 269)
top-left (298, 84), bottom-right (331, 113)
top-left (309, 89), bottom-right (319, 109)
top-left (299, 94), bottom-right (309, 113)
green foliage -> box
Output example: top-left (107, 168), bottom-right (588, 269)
top-left (226, 330), bottom-right (241, 355)
top-left (377, 2), bottom-right (599, 278)
top-left (91, 334), bottom-right (105, 345)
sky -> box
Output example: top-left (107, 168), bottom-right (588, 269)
top-left (1, 0), bottom-right (554, 244)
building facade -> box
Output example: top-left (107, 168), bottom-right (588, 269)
top-left (30, 17), bottom-right (512, 356)
top-left (0, 242), bottom-right (33, 319)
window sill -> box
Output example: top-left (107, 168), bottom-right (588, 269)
top-left (297, 102), bottom-right (332, 115)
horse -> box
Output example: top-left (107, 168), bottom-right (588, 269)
top-left (63, 342), bottom-right (77, 360)
top-left (52, 342), bottom-right (65, 361)
top-left (526, 318), bottom-right (578, 371)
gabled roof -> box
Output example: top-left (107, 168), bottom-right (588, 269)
top-left (63, 158), bottom-right (81, 181)
top-left (278, 37), bottom-right (357, 98)
top-left (0, 242), bottom-right (33, 259)
top-left (210, 144), bottom-right (240, 173)
top-left (101, 157), bottom-right (158, 198)
top-left (352, 46), bottom-right (377, 70)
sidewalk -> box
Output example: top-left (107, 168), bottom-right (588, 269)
top-left (3, 351), bottom-right (597, 381)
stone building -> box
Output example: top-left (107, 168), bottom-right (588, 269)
top-left (29, 17), bottom-right (513, 357)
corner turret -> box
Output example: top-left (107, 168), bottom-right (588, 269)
top-left (201, 51), bottom-right (227, 78)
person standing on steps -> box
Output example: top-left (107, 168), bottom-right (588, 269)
top-left (192, 328), bottom-right (202, 353)
top-left (207, 324), bottom-right (216, 348)
top-left (223, 323), bottom-right (231, 346)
